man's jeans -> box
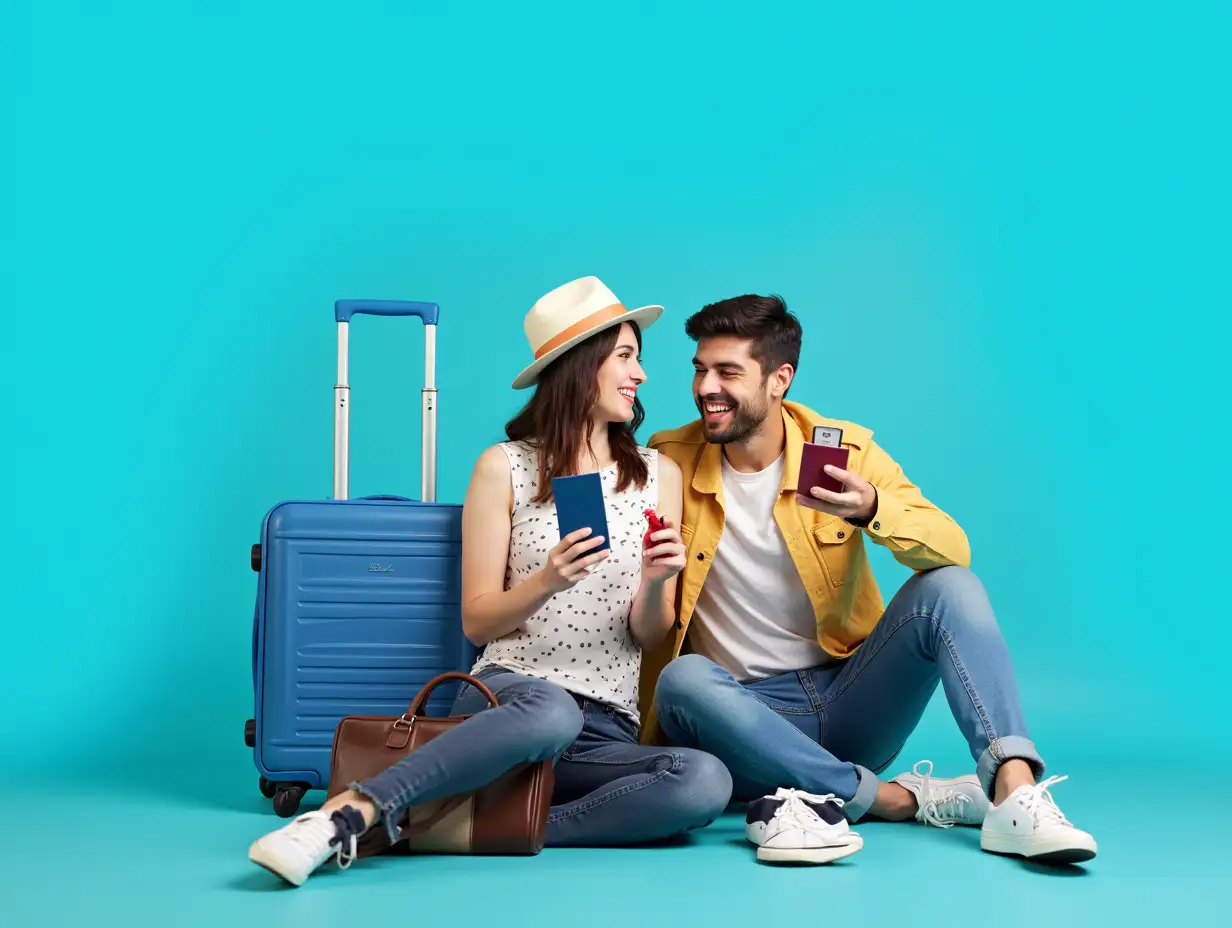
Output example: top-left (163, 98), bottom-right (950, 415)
top-left (654, 566), bottom-right (1044, 822)
top-left (352, 666), bottom-right (732, 846)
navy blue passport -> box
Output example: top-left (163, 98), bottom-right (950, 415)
top-left (551, 472), bottom-right (611, 553)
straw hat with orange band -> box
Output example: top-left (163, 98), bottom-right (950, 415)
top-left (512, 276), bottom-right (664, 390)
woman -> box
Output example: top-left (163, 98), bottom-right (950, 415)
top-left (248, 277), bottom-right (733, 886)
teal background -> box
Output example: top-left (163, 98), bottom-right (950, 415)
top-left (3, 1), bottom-right (1228, 923)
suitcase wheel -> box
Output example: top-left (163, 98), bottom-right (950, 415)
top-left (259, 776), bottom-right (277, 799)
top-left (244, 718), bottom-right (256, 748)
top-left (273, 784), bottom-right (307, 818)
top-left (250, 543), bottom-right (262, 572)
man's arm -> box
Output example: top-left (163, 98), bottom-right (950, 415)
top-left (801, 438), bottom-right (970, 571)
top-left (856, 439), bottom-right (970, 571)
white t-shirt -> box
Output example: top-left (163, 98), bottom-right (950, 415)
top-left (688, 452), bottom-right (833, 681)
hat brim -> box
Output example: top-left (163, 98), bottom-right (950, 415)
top-left (511, 304), bottom-right (664, 390)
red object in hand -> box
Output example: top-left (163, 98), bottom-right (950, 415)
top-left (643, 508), bottom-right (665, 549)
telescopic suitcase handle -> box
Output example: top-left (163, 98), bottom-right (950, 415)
top-left (332, 299), bottom-right (439, 503)
top-left (335, 300), bottom-right (440, 325)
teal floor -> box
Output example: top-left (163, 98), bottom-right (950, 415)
top-left (4, 756), bottom-right (1227, 928)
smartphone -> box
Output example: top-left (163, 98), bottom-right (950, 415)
top-left (551, 473), bottom-right (611, 553)
top-left (797, 441), bottom-right (850, 503)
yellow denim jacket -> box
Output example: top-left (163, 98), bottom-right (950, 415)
top-left (637, 401), bottom-right (971, 744)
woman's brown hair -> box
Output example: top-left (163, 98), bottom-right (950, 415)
top-left (505, 322), bottom-right (649, 504)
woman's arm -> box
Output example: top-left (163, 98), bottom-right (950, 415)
top-left (461, 446), bottom-right (610, 647)
top-left (628, 455), bottom-right (686, 651)
top-left (460, 447), bottom-right (551, 646)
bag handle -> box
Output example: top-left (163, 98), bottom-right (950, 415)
top-left (409, 671), bottom-right (499, 717)
top-left (385, 672), bottom-right (498, 749)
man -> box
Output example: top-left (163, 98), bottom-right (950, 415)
top-left (639, 294), bottom-right (1096, 866)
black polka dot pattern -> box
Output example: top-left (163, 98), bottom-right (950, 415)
top-left (471, 441), bottom-right (658, 724)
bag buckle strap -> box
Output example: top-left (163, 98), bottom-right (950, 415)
top-left (386, 713), bottom-right (416, 749)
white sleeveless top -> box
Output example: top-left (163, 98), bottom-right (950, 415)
top-left (471, 441), bottom-right (658, 723)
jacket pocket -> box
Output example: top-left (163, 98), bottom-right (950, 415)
top-left (812, 519), bottom-right (855, 586)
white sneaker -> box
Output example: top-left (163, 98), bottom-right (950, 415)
top-left (745, 788), bottom-right (864, 864)
top-left (892, 759), bottom-right (991, 827)
top-left (248, 810), bottom-right (358, 886)
top-left (980, 775), bottom-right (1097, 863)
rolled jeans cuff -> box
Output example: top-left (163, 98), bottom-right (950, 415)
top-left (349, 778), bottom-right (410, 847)
top-left (976, 735), bottom-right (1045, 799)
top-left (845, 764), bottom-right (880, 822)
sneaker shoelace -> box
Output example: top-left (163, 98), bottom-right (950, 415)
top-left (335, 831), bottom-right (358, 870)
top-left (911, 759), bottom-right (973, 829)
top-left (1016, 775), bottom-right (1072, 830)
top-left (771, 787), bottom-right (843, 836)
top-left (286, 812), bottom-right (359, 870)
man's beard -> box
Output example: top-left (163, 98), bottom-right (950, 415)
top-left (696, 392), bottom-right (771, 445)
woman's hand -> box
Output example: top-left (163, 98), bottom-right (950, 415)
top-left (641, 514), bottom-right (686, 586)
top-left (539, 527), bottom-right (609, 595)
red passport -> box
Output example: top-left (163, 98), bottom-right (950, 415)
top-left (796, 442), bottom-right (850, 504)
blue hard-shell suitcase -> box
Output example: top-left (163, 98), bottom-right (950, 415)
top-left (244, 299), bottom-right (478, 817)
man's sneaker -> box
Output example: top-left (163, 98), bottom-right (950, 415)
top-left (248, 809), bottom-right (359, 886)
top-left (892, 759), bottom-right (991, 828)
top-left (980, 775), bottom-right (1097, 863)
top-left (745, 787), bottom-right (863, 864)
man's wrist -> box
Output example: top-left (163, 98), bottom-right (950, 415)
top-left (848, 488), bottom-right (879, 527)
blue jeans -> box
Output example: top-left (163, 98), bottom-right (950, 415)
top-left (352, 666), bottom-right (732, 847)
top-left (654, 566), bottom-right (1045, 822)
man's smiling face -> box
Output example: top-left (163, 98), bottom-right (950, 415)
top-left (692, 335), bottom-right (775, 444)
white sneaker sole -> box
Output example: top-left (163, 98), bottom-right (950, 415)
top-left (980, 829), bottom-right (1097, 864)
top-left (248, 841), bottom-right (313, 887)
top-left (755, 834), bottom-right (864, 865)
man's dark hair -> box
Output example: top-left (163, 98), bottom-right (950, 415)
top-left (685, 294), bottom-right (803, 386)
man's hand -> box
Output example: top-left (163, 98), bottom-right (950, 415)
top-left (800, 465), bottom-right (877, 522)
